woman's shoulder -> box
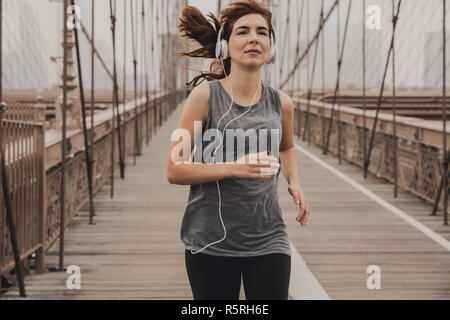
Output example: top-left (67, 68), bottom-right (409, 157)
top-left (263, 83), bottom-right (294, 114)
top-left (183, 81), bottom-right (211, 122)
top-left (189, 80), bottom-right (211, 101)
top-left (277, 90), bottom-right (294, 107)
top-left (276, 89), bottom-right (294, 113)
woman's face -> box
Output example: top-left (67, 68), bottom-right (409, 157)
top-left (227, 14), bottom-right (272, 68)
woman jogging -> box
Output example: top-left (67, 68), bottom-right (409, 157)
top-left (166, 0), bottom-right (310, 300)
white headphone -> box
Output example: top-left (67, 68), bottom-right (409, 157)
top-left (215, 23), bottom-right (277, 64)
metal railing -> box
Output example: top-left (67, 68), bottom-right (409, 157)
top-left (294, 97), bottom-right (450, 211)
top-left (0, 91), bottom-right (184, 287)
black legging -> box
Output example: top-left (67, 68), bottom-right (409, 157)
top-left (185, 250), bottom-right (291, 300)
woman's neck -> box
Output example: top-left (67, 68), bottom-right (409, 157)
top-left (223, 63), bottom-right (262, 102)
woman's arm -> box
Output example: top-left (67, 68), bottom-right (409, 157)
top-left (279, 91), bottom-right (311, 226)
top-left (166, 83), bottom-right (279, 185)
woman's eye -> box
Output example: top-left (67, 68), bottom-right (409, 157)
top-left (238, 32), bottom-right (267, 36)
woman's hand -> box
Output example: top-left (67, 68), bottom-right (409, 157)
top-left (231, 152), bottom-right (280, 179)
top-left (288, 183), bottom-right (310, 226)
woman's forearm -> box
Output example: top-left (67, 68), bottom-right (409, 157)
top-left (279, 146), bottom-right (301, 186)
top-left (167, 162), bottom-right (235, 185)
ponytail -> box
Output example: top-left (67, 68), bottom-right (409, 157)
top-left (177, 6), bottom-right (230, 88)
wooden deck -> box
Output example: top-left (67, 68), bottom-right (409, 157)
top-left (1, 101), bottom-right (450, 300)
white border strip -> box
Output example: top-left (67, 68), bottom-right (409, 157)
top-left (295, 143), bottom-right (450, 252)
top-left (288, 242), bottom-right (330, 300)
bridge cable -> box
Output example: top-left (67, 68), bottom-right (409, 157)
top-left (280, 0), bottom-right (339, 89)
top-left (109, 0), bottom-right (125, 183)
top-left (121, 0), bottom-right (127, 166)
top-left (279, 0), bottom-right (291, 91)
top-left (70, 0), bottom-right (96, 224)
top-left (290, 0), bottom-right (305, 95)
top-left (362, 0), bottom-right (367, 184)
top-left (431, 0), bottom-right (449, 225)
top-left (142, 0), bottom-right (150, 146)
top-left (79, 21), bottom-right (113, 81)
top-left (58, 0), bottom-right (68, 273)
top-left (130, 0), bottom-right (140, 164)
top-left (88, 0), bottom-right (96, 223)
top-left (321, 0), bottom-right (326, 150)
top-left (392, 0), bottom-right (398, 198)
top-left (302, 2), bottom-right (323, 146)
top-left (323, 0), bottom-right (352, 159)
top-left (364, 0), bottom-right (402, 178)
top-left (151, 0), bottom-right (158, 135)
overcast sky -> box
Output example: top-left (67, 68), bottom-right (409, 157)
top-left (2, 0), bottom-right (449, 89)
top-left (189, 0), bottom-right (218, 15)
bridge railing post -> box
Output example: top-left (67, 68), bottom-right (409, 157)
top-left (35, 122), bottom-right (46, 274)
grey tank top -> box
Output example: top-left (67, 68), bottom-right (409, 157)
top-left (180, 79), bottom-right (292, 257)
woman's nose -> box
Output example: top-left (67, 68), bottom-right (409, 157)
top-left (249, 32), bottom-right (259, 44)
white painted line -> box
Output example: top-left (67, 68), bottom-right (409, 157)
top-left (288, 242), bottom-right (330, 300)
top-left (295, 143), bottom-right (450, 252)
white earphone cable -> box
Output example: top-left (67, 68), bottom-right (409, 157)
top-left (190, 57), bottom-right (262, 255)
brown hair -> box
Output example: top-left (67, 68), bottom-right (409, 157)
top-left (177, 0), bottom-right (273, 88)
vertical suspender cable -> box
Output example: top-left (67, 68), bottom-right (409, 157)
top-left (130, 0), bottom-right (139, 164)
top-left (306, 0), bottom-right (310, 91)
top-left (279, 0), bottom-right (291, 93)
top-left (160, 1), bottom-right (166, 124)
top-left (362, 0), bottom-right (367, 178)
top-left (136, 0), bottom-right (142, 155)
top-left (108, 0), bottom-right (115, 197)
top-left (71, 0), bottom-right (96, 221)
top-left (151, 0), bottom-right (158, 134)
top-left (324, 0), bottom-right (352, 157)
top-left (303, 6), bottom-right (322, 145)
top-left (109, 0), bottom-right (116, 197)
top-left (89, 0), bottom-right (96, 223)
top-left (156, 0), bottom-right (162, 129)
top-left (443, 0), bottom-right (448, 225)
top-left (59, 0), bottom-right (68, 272)
top-left (138, 2), bottom-right (144, 154)
top-left (364, 0), bottom-right (402, 178)
top-left (142, 0), bottom-right (150, 146)
top-left (392, 0), bottom-right (398, 198)
top-left (337, 0), bottom-right (342, 164)
top-left (90, 0), bottom-right (95, 151)
top-left (122, 0), bottom-right (127, 168)
top-left (321, 0), bottom-right (326, 151)
top-left (433, 0), bottom-right (449, 224)
top-left (109, 0), bottom-right (125, 182)
top-left (291, 0), bottom-right (305, 96)
top-left (165, 0), bottom-right (170, 122)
